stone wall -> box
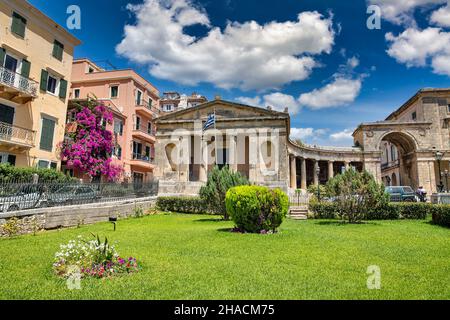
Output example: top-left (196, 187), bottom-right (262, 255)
top-left (0, 197), bottom-right (157, 237)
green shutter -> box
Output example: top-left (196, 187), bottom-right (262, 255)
top-left (0, 48), bottom-right (5, 66)
top-left (52, 40), bottom-right (64, 61)
top-left (21, 59), bottom-right (31, 78)
top-left (40, 69), bottom-right (48, 91)
top-left (59, 79), bottom-right (68, 99)
top-left (11, 12), bottom-right (26, 38)
top-left (39, 118), bottom-right (55, 151)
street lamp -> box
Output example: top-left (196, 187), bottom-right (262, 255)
top-left (435, 151), bottom-right (445, 192)
top-left (316, 166), bottom-right (321, 202)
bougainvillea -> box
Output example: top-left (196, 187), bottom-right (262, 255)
top-left (60, 100), bottom-right (123, 181)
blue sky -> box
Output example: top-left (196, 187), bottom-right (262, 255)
top-left (29, 0), bottom-right (450, 146)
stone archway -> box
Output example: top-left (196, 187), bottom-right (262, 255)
top-left (379, 131), bottom-right (418, 189)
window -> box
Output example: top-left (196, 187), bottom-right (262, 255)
top-left (0, 153), bottom-right (16, 166)
top-left (136, 90), bottom-right (142, 105)
top-left (148, 98), bottom-right (153, 107)
top-left (145, 146), bottom-right (151, 160)
top-left (147, 122), bottom-right (152, 135)
top-left (37, 160), bottom-right (56, 169)
top-left (11, 12), bottom-right (27, 38)
top-left (52, 40), bottom-right (64, 61)
top-left (110, 86), bottom-right (119, 98)
top-left (135, 116), bottom-right (141, 130)
top-left (74, 89), bottom-right (80, 99)
top-left (40, 117), bottom-right (56, 151)
top-left (40, 70), bottom-right (67, 98)
top-left (114, 119), bottom-right (123, 136)
top-left (88, 67), bottom-right (95, 73)
top-left (412, 111), bottom-right (417, 120)
top-left (116, 146), bottom-right (122, 159)
top-left (47, 75), bottom-right (58, 94)
top-left (67, 111), bottom-right (77, 123)
top-left (163, 104), bottom-right (174, 112)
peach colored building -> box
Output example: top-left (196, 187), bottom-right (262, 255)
top-left (0, 0), bottom-right (80, 170)
top-left (66, 59), bottom-right (160, 182)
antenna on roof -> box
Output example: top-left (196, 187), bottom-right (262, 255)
top-left (92, 60), bottom-right (118, 71)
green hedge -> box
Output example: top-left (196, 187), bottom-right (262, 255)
top-left (156, 196), bottom-right (208, 214)
top-left (430, 205), bottom-right (450, 227)
top-left (0, 164), bottom-right (74, 182)
top-left (226, 186), bottom-right (289, 233)
top-left (309, 202), bottom-right (430, 220)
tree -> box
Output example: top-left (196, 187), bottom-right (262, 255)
top-left (60, 98), bottom-right (123, 181)
top-left (199, 166), bottom-right (249, 220)
top-left (325, 168), bottom-right (389, 223)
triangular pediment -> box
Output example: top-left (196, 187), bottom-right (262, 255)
top-left (155, 99), bottom-right (289, 122)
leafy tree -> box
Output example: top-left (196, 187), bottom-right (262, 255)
top-left (60, 98), bottom-right (123, 181)
top-left (199, 166), bottom-right (249, 220)
top-left (325, 168), bottom-right (389, 223)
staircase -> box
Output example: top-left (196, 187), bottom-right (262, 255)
top-left (289, 206), bottom-right (309, 220)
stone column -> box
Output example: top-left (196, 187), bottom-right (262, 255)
top-left (344, 161), bottom-right (350, 171)
top-left (313, 160), bottom-right (319, 186)
top-left (229, 135), bottom-right (238, 172)
top-left (328, 161), bottom-right (334, 180)
top-left (301, 158), bottom-right (307, 190)
top-left (290, 156), bottom-right (297, 189)
top-left (199, 137), bottom-right (208, 182)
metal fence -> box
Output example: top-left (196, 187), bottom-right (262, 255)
top-left (0, 180), bottom-right (159, 213)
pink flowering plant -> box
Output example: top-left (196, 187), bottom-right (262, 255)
top-left (53, 234), bottom-right (140, 279)
top-left (60, 98), bottom-right (123, 181)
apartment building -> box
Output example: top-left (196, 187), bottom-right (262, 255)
top-left (160, 92), bottom-right (207, 113)
top-left (0, 0), bottom-right (80, 169)
top-left (67, 58), bottom-right (160, 182)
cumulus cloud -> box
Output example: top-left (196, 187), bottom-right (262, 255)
top-left (116, 0), bottom-right (335, 91)
top-left (430, 4), bottom-right (450, 27)
top-left (236, 92), bottom-right (302, 114)
top-left (368, 0), bottom-right (446, 26)
top-left (330, 129), bottom-right (354, 143)
top-left (386, 27), bottom-right (450, 75)
top-left (290, 128), bottom-right (327, 141)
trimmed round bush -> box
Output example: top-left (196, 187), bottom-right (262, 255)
top-left (430, 204), bottom-right (450, 227)
top-left (225, 186), bottom-right (289, 233)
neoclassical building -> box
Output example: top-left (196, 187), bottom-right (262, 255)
top-left (155, 88), bottom-right (450, 196)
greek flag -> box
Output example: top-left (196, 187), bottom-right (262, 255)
top-left (203, 113), bottom-right (215, 131)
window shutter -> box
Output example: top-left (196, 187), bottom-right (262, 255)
top-left (21, 59), bottom-right (31, 78)
top-left (40, 69), bottom-right (48, 91)
top-left (53, 40), bottom-right (64, 61)
top-left (0, 48), bottom-right (5, 66)
top-left (7, 155), bottom-right (16, 166)
top-left (59, 79), bottom-right (68, 99)
top-left (39, 118), bottom-right (55, 151)
top-left (11, 13), bottom-right (26, 38)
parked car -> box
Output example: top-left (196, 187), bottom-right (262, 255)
top-left (47, 185), bottom-right (100, 206)
top-left (385, 186), bottom-right (419, 202)
top-left (0, 185), bottom-right (48, 212)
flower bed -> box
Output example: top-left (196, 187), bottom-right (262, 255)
top-left (53, 234), bottom-right (140, 279)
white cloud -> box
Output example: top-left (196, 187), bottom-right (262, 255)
top-left (368, 0), bottom-right (446, 26)
top-left (386, 27), bottom-right (450, 76)
top-left (298, 77), bottom-right (363, 110)
top-left (430, 4), bottom-right (450, 27)
top-left (330, 129), bottom-right (354, 142)
top-left (117, 0), bottom-right (335, 91)
top-left (290, 128), bottom-right (327, 141)
top-left (236, 92), bottom-right (301, 114)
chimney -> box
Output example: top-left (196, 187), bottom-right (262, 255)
top-left (284, 107), bottom-right (289, 113)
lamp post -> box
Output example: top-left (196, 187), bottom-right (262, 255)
top-left (442, 169), bottom-right (449, 193)
top-left (316, 166), bottom-right (321, 202)
top-left (435, 151), bottom-right (445, 192)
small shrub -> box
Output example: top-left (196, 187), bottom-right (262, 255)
top-left (133, 206), bottom-right (144, 218)
top-left (430, 204), bottom-right (450, 227)
top-left (1, 217), bottom-right (20, 237)
top-left (309, 201), bottom-right (339, 219)
top-left (365, 204), bottom-right (400, 220)
top-left (156, 196), bottom-right (207, 214)
top-left (226, 186), bottom-right (289, 233)
top-left (396, 202), bottom-right (430, 219)
top-left (53, 234), bottom-right (140, 279)
top-left (0, 163), bottom-right (75, 182)
top-left (200, 166), bottom-right (249, 220)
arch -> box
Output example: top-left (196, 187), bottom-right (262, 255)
top-left (377, 131), bottom-right (419, 154)
top-left (165, 143), bottom-right (177, 172)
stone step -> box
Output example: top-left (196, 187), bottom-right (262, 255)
top-left (289, 214), bottom-right (308, 220)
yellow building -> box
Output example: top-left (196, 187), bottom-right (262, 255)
top-left (0, 0), bottom-right (80, 169)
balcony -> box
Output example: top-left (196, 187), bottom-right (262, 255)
top-left (0, 66), bottom-right (38, 103)
top-left (135, 100), bottom-right (160, 119)
top-left (132, 127), bottom-right (156, 143)
top-left (0, 121), bottom-right (35, 149)
top-left (129, 153), bottom-right (155, 171)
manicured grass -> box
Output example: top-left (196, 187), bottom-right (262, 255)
top-left (0, 214), bottom-right (449, 300)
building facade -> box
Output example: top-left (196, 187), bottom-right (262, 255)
top-left (155, 89), bottom-right (450, 197)
top-left (67, 58), bottom-right (160, 182)
top-left (160, 92), bottom-right (208, 114)
top-left (0, 0), bottom-right (80, 170)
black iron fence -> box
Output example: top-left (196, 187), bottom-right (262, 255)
top-left (0, 180), bottom-right (159, 213)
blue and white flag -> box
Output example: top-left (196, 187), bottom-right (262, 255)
top-left (203, 113), bottom-right (215, 131)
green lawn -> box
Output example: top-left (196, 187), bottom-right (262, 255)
top-left (0, 214), bottom-right (449, 300)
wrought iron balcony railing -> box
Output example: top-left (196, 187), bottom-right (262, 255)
top-left (133, 126), bottom-right (157, 138)
top-left (136, 100), bottom-right (160, 118)
top-left (0, 121), bottom-right (35, 147)
top-left (0, 66), bottom-right (39, 97)
top-left (132, 153), bottom-right (154, 164)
